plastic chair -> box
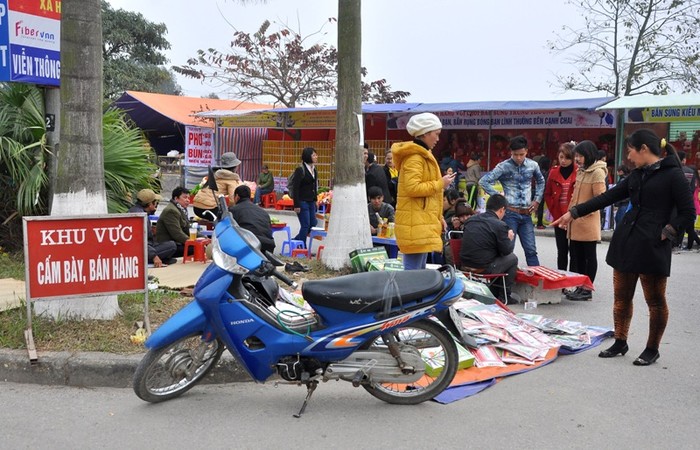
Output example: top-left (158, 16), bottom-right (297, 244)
top-left (448, 231), bottom-right (510, 304)
top-left (261, 192), bottom-right (277, 208)
top-left (317, 245), bottom-right (324, 260)
top-left (291, 248), bottom-right (309, 258)
top-left (281, 239), bottom-right (305, 257)
top-left (183, 238), bottom-right (211, 264)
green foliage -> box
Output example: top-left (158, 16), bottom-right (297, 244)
top-left (173, 18), bottom-right (409, 107)
top-left (549, 0), bottom-right (700, 96)
top-left (0, 84), bottom-right (159, 251)
top-left (102, 108), bottom-right (160, 212)
top-left (0, 83), bottom-right (50, 217)
top-left (0, 251), bottom-right (25, 280)
top-left (102, 0), bottom-right (181, 99)
top-left (0, 291), bottom-right (189, 352)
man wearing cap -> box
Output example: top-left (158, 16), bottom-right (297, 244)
top-left (391, 112), bottom-right (455, 270)
top-left (156, 186), bottom-right (192, 258)
top-left (129, 189), bottom-right (177, 267)
top-left (479, 135), bottom-right (545, 266)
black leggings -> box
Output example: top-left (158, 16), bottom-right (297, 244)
top-left (569, 240), bottom-right (598, 283)
top-left (553, 226), bottom-right (571, 271)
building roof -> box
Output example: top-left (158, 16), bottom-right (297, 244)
top-left (112, 91), bottom-right (272, 131)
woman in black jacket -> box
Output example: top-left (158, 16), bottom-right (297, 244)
top-left (291, 147), bottom-right (319, 242)
top-left (553, 129), bottom-right (695, 366)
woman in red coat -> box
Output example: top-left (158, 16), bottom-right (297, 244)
top-left (543, 142), bottom-right (576, 270)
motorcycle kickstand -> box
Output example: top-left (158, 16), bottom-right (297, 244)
top-left (293, 380), bottom-right (319, 419)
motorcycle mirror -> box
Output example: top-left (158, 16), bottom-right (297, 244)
top-left (203, 209), bottom-right (218, 222)
top-left (206, 166), bottom-right (218, 191)
top-left (265, 250), bottom-right (285, 267)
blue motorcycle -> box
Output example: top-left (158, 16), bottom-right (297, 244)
top-left (133, 197), bottom-right (468, 416)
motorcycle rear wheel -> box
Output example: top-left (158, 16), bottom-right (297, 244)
top-left (133, 334), bottom-right (223, 403)
top-left (361, 319), bottom-right (458, 405)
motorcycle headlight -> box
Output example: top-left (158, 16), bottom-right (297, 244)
top-left (210, 233), bottom-right (248, 275)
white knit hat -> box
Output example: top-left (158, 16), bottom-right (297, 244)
top-left (406, 113), bottom-right (442, 137)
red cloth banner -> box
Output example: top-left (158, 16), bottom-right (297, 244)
top-left (23, 214), bottom-right (147, 300)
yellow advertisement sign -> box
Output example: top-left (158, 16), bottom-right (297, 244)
top-left (221, 110), bottom-right (337, 128)
top-left (636, 106), bottom-right (700, 122)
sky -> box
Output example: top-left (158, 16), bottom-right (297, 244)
top-left (107, 0), bottom-right (604, 104)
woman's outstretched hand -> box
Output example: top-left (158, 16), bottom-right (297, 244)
top-left (550, 212), bottom-right (573, 229)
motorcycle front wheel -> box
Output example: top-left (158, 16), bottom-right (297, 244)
top-left (361, 318), bottom-right (458, 405)
top-left (133, 334), bottom-right (223, 403)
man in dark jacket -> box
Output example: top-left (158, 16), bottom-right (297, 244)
top-left (460, 194), bottom-right (518, 297)
top-left (229, 185), bottom-right (276, 255)
top-left (129, 189), bottom-right (177, 266)
top-left (156, 186), bottom-right (192, 257)
top-left (364, 149), bottom-right (393, 204)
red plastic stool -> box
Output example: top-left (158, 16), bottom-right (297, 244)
top-left (291, 248), bottom-right (309, 258)
top-left (317, 245), bottom-right (324, 260)
top-left (261, 192), bottom-right (277, 208)
top-left (183, 238), bottom-right (211, 263)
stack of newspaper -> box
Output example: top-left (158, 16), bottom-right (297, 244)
top-left (454, 299), bottom-right (608, 368)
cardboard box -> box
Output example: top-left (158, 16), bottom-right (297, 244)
top-left (457, 274), bottom-right (497, 305)
top-left (349, 247), bottom-right (388, 272)
top-left (367, 258), bottom-right (404, 272)
top-left (421, 341), bottom-right (475, 377)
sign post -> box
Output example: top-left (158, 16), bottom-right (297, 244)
top-left (22, 214), bottom-right (148, 362)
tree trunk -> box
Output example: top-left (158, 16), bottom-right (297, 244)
top-left (36, 0), bottom-right (121, 320)
top-left (322, 0), bottom-right (370, 270)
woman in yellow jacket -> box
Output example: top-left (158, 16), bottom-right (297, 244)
top-left (566, 141), bottom-right (608, 300)
top-left (391, 113), bottom-right (455, 270)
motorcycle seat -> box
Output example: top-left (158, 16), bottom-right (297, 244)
top-left (302, 270), bottom-right (444, 313)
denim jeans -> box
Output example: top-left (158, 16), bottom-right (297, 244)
top-left (253, 187), bottom-right (273, 204)
top-left (503, 210), bottom-right (539, 266)
top-left (293, 200), bottom-right (317, 242)
top-left (402, 253), bottom-right (428, 270)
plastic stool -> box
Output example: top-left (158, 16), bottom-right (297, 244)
top-left (261, 192), bottom-right (277, 208)
top-left (292, 248), bottom-right (309, 258)
top-left (281, 239), bottom-right (305, 257)
top-left (317, 245), bottom-right (324, 260)
top-left (183, 238), bottom-right (211, 263)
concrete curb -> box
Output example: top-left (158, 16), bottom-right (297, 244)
top-left (0, 349), bottom-right (252, 388)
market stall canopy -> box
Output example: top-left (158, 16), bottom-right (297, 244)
top-left (410, 97), bottom-right (613, 112)
top-left (197, 98), bottom-right (615, 129)
top-left (112, 91), bottom-right (272, 131)
top-left (596, 94), bottom-right (700, 110)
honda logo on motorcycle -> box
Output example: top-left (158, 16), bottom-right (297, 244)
top-left (230, 318), bottom-right (254, 326)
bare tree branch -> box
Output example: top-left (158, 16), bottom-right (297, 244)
top-left (549, 0), bottom-right (700, 96)
top-left (173, 18), bottom-right (409, 106)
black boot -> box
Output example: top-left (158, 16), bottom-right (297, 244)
top-left (567, 287), bottom-right (593, 301)
top-left (599, 339), bottom-right (629, 358)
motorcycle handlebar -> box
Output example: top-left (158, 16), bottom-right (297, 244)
top-left (272, 269), bottom-right (298, 290)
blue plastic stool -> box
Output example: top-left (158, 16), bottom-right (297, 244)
top-left (281, 239), bottom-right (305, 257)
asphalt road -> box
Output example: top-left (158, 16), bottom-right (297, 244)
top-left (2, 236), bottom-right (699, 449)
